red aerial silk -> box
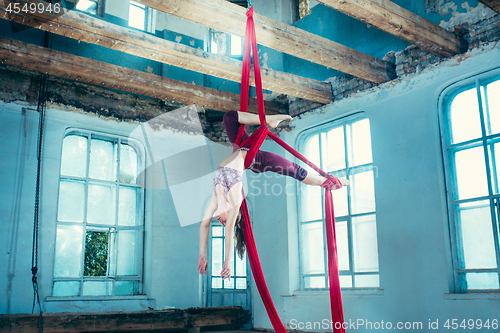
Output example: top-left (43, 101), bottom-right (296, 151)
top-left (234, 7), bottom-right (345, 333)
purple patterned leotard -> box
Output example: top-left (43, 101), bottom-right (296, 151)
top-left (213, 166), bottom-right (243, 198)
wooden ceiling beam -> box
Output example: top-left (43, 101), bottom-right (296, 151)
top-left (316, 0), bottom-right (467, 58)
top-left (0, 37), bottom-right (287, 114)
top-left (478, 0), bottom-right (500, 13)
top-left (134, 0), bottom-right (396, 83)
top-left (0, 0), bottom-right (332, 104)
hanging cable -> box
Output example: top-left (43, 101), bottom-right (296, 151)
top-left (32, 72), bottom-right (47, 333)
top-left (32, 31), bottom-right (50, 333)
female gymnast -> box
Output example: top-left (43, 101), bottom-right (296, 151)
top-left (198, 111), bottom-right (349, 280)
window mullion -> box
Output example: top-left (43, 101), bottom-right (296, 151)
top-left (318, 132), bottom-right (329, 288)
top-left (81, 132), bottom-right (92, 295)
top-left (344, 122), bottom-right (355, 286)
top-left (476, 79), bottom-right (500, 288)
top-left (490, 144), bottom-right (499, 194)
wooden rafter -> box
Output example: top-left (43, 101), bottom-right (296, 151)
top-left (0, 37), bottom-right (287, 114)
top-left (315, 0), bottom-right (467, 58)
top-left (134, 0), bottom-right (396, 83)
top-left (0, 0), bottom-right (332, 104)
top-left (478, 0), bottom-right (500, 13)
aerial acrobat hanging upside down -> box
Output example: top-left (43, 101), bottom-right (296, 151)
top-left (197, 110), bottom-right (349, 280)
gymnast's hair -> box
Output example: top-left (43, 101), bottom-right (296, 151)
top-left (234, 210), bottom-right (246, 260)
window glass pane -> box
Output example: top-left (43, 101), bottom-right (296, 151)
top-left (89, 138), bottom-right (117, 181)
top-left (117, 230), bottom-right (139, 276)
top-left (129, 2), bottom-right (146, 30)
top-left (332, 185), bottom-right (348, 217)
top-left (335, 221), bottom-right (349, 271)
top-left (115, 281), bottom-right (138, 296)
top-left (483, 80), bottom-right (500, 136)
top-left (58, 180), bottom-right (85, 222)
top-left (211, 238), bottom-right (223, 276)
top-left (304, 134), bottom-right (320, 172)
top-left (212, 277), bottom-right (222, 289)
top-left (107, 232), bottom-right (117, 276)
top-left (300, 184), bottom-right (322, 221)
top-left (53, 281), bottom-right (81, 296)
top-left (211, 39), bottom-right (218, 54)
top-left (463, 272), bottom-right (499, 290)
top-left (82, 281), bottom-right (112, 296)
top-left (339, 275), bottom-right (352, 288)
top-left (354, 274), bottom-right (379, 288)
top-left (54, 225), bottom-right (83, 277)
top-left (304, 276), bottom-right (325, 288)
top-left (230, 35), bottom-right (242, 55)
top-left (84, 230), bottom-right (109, 276)
top-left (61, 135), bottom-right (87, 178)
top-left (453, 147), bottom-right (488, 200)
top-left (212, 225), bottom-right (223, 237)
top-left (352, 214), bottom-right (379, 272)
top-left (87, 184), bottom-right (116, 225)
top-left (449, 88), bottom-right (482, 144)
top-left (119, 187), bottom-right (139, 226)
top-left (224, 277), bottom-right (234, 289)
top-left (120, 144), bottom-right (138, 184)
top-left (350, 170), bottom-right (376, 214)
top-left (235, 253), bottom-right (246, 276)
top-left (301, 222), bottom-right (325, 274)
top-left (348, 119), bottom-right (373, 167)
top-left (236, 278), bottom-right (246, 289)
top-left (76, 0), bottom-right (97, 14)
top-left (322, 126), bottom-right (345, 172)
top-left (456, 201), bottom-right (497, 269)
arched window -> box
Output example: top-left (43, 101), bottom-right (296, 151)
top-left (52, 130), bottom-right (145, 297)
top-left (298, 114), bottom-right (379, 289)
top-left (440, 72), bottom-right (500, 292)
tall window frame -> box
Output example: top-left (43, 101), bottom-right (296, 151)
top-left (51, 129), bottom-right (146, 298)
top-left (297, 114), bottom-right (379, 290)
top-left (440, 70), bottom-right (500, 293)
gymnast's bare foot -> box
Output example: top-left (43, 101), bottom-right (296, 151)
top-left (319, 176), bottom-right (350, 190)
top-left (267, 114), bottom-right (293, 128)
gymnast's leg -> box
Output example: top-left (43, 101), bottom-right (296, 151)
top-left (223, 111), bottom-right (292, 145)
top-left (251, 150), bottom-right (349, 188)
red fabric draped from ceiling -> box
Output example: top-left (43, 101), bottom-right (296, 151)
top-left (234, 7), bottom-right (345, 333)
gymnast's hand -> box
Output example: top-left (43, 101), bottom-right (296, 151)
top-left (221, 261), bottom-right (231, 280)
top-left (198, 255), bottom-right (208, 275)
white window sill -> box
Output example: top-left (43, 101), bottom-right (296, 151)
top-left (282, 289), bottom-right (384, 297)
top-left (444, 293), bottom-right (500, 300)
top-left (46, 295), bottom-right (152, 302)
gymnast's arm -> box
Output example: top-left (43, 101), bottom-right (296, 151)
top-left (220, 185), bottom-right (243, 280)
top-left (198, 193), bottom-right (217, 275)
